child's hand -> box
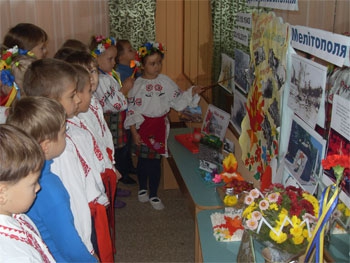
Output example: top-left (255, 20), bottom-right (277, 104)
top-left (120, 77), bottom-right (135, 95)
top-left (92, 252), bottom-right (100, 262)
top-left (132, 131), bottom-right (142, 146)
top-left (114, 168), bottom-right (122, 180)
top-left (130, 125), bottom-right (142, 145)
top-left (192, 85), bottom-right (205, 96)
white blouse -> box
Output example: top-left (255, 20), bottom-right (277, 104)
top-left (79, 95), bottom-right (115, 167)
top-left (66, 116), bottom-right (108, 206)
top-left (124, 74), bottom-right (200, 130)
top-left (0, 214), bottom-right (56, 262)
top-left (95, 73), bottom-right (128, 113)
top-left (51, 140), bottom-right (94, 255)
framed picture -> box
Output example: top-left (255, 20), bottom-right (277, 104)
top-left (223, 137), bottom-right (234, 153)
top-left (283, 115), bottom-right (326, 194)
top-left (230, 89), bottom-right (247, 135)
top-left (234, 48), bottom-right (252, 94)
top-left (178, 105), bottom-right (203, 123)
top-left (202, 104), bottom-right (230, 141)
top-left (322, 95), bottom-right (350, 205)
top-left (218, 53), bottom-right (235, 94)
top-left (287, 54), bottom-right (327, 129)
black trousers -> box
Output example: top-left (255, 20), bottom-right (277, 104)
top-left (137, 157), bottom-right (162, 198)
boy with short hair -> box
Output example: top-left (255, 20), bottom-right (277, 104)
top-left (0, 124), bottom-right (55, 262)
top-left (23, 58), bottom-right (98, 257)
top-left (6, 96), bottom-right (98, 262)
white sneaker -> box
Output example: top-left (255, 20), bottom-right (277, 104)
top-left (149, 197), bottom-right (165, 210)
top-left (138, 190), bottom-right (149, 203)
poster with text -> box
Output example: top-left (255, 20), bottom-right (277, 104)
top-left (239, 12), bottom-right (289, 184)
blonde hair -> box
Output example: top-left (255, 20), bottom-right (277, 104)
top-left (0, 124), bottom-right (44, 183)
top-left (23, 58), bottom-right (78, 100)
top-left (6, 96), bottom-right (66, 144)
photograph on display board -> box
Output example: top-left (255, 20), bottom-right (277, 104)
top-left (223, 137), bottom-right (234, 154)
top-left (234, 48), bottom-right (252, 94)
top-left (283, 115), bottom-right (326, 194)
top-left (230, 89), bottom-right (247, 135)
top-left (178, 105), bottom-right (203, 123)
top-left (322, 94), bottom-right (350, 203)
top-left (201, 104), bottom-right (230, 141)
top-left (288, 54), bottom-right (327, 129)
top-left (217, 53), bottom-right (235, 94)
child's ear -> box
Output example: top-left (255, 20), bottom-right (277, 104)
top-left (0, 184), bottom-right (8, 205)
top-left (40, 139), bottom-right (51, 156)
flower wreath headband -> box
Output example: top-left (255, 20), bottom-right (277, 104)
top-left (130, 41), bottom-right (166, 77)
top-left (91, 35), bottom-right (117, 58)
top-left (0, 45), bottom-right (32, 106)
top-left (133, 41), bottom-right (165, 67)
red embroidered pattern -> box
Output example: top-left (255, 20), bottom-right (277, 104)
top-left (66, 134), bottom-right (91, 177)
top-left (89, 104), bottom-right (106, 136)
top-left (67, 119), bottom-right (103, 161)
top-left (0, 215), bottom-right (52, 262)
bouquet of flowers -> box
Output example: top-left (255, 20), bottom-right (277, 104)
top-left (242, 184), bottom-right (319, 255)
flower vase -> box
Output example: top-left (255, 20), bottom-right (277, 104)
top-left (261, 242), bottom-right (301, 263)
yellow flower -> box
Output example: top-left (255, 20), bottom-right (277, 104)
top-left (302, 228), bottom-right (310, 238)
top-left (337, 202), bottom-right (345, 211)
top-left (292, 234), bottom-right (304, 245)
top-left (277, 212), bottom-right (289, 226)
top-left (291, 215), bottom-right (301, 226)
top-left (280, 208), bottom-right (288, 215)
top-left (303, 193), bottom-right (319, 218)
top-left (344, 207), bottom-right (350, 217)
top-left (269, 203), bottom-right (278, 211)
top-left (269, 228), bottom-right (287, 244)
top-left (223, 195), bottom-right (238, 206)
top-left (242, 203), bottom-right (257, 218)
top-left (139, 47), bottom-right (148, 56)
top-left (290, 225), bottom-right (303, 237)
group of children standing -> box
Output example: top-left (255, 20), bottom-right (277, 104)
top-left (0, 23), bottom-right (203, 262)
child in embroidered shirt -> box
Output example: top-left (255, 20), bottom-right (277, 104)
top-left (2, 23), bottom-right (48, 59)
top-left (23, 58), bottom-right (99, 259)
top-left (115, 39), bottom-right (141, 185)
top-left (124, 41), bottom-right (204, 210)
top-left (64, 51), bottom-right (121, 242)
top-left (89, 35), bottom-right (134, 207)
top-left (0, 124), bottom-right (55, 262)
top-left (6, 96), bottom-right (98, 262)
top-left (65, 64), bottom-right (114, 262)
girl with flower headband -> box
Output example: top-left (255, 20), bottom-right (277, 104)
top-left (124, 41), bottom-right (204, 210)
top-left (0, 46), bottom-right (35, 123)
top-left (89, 35), bottom-right (136, 204)
top-left (2, 23), bottom-right (48, 59)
